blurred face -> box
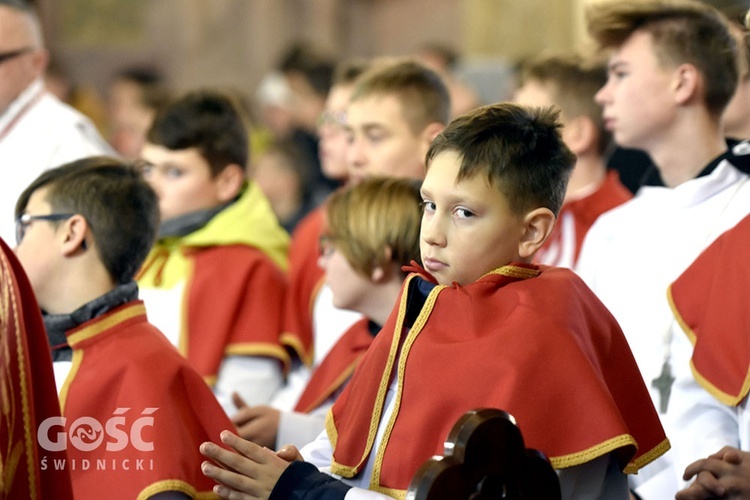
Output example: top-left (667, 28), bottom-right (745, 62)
top-left (318, 84), bottom-right (353, 181)
top-left (14, 188), bottom-right (61, 310)
top-left (420, 150), bottom-right (526, 286)
top-left (345, 94), bottom-right (427, 184)
top-left (595, 30), bottom-right (677, 152)
top-left (318, 242), bottom-right (372, 313)
top-left (140, 143), bottom-right (224, 222)
top-left (0, 6), bottom-right (46, 115)
top-left (108, 79), bottom-right (156, 160)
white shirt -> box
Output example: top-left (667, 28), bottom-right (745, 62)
top-left (0, 79), bottom-right (114, 243)
top-left (576, 159), bottom-right (750, 498)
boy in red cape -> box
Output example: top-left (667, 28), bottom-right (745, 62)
top-left (14, 156), bottom-right (234, 499)
top-left (200, 103), bottom-right (668, 499)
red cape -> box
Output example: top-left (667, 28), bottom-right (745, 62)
top-left (281, 206), bottom-right (326, 365)
top-left (59, 300), bottom-right (234, 499)
top-left (184, 244), bottom-right (290, 382)
top-left (294, 318), bottom-right (375, 413)
top-left (328, 264), bottom-right (668, 495)
top-left (0, 237), bottom-right (73, 499)
top-left (668, 213), bottom-right (750, 406)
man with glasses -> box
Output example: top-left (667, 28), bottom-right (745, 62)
top-left (0, 0), bottom-right (111, 244)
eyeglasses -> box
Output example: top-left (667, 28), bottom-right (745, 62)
top-left (15, 213), bottom-right (75, 245)
top-left (317, 110), bottom-right (347, 130)
top-left (0, 47), bottom-right (35, 66)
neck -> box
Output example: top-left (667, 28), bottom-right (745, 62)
top-left (647, 116), bottom-right (726, 188)
top-left (40, 263), bottom-right (116, 315)
top-left (565, 154), bottom-right (607, 202)
top-left (358, 274), bottom-right (405, 327)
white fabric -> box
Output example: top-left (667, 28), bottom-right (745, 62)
top-left (301, 369), bottom-right (626, 499)
top-left (667, 323), bottom-right (750, 489)
top-left (0, 79), bottom-right (113, 243)
top-left (138, 281), bottom-right (283, 417)
top-left (53, 360), bottom-right (72, 394)
top-left (575, 159), bottom-right (750, 498)
top-left (276, 407), bottom-right (328, 450)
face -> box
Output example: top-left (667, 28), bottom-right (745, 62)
top-left (140, 143), bottom-right (224, 222)
top-left (14, 188), bottom-right (62, 310)
top-left (345, 94), bottom-right (428, 184)
top-left (318, 243), bottom-right (373, 313)
top-left (595, 30), bottom-right (677, 151)
top-left (318, 84), bottom-right (353, 181)
top-left (420, 150), bottom-right (527, 286)
top-left (0, 6), bottom-right (46, 115)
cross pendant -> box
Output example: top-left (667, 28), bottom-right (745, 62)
top-left (652, 360), bottom-right (675, 413)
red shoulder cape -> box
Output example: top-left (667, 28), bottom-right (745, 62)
top-left (60, 301), bottom-right (234, 499)
top-left (0, 237), bottom-right (73, 499)
top-left (294, 318), bottom-right (375, 413)
top-left (668, 213), bottom-right (750, 406)
top-left (328, 264), bottom-right (668, 495)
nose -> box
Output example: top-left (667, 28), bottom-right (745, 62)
top-left (347, 135), bottom-right (366, 173)
top-left (594, 81), bottom-right (611, 106)
top-left (421, 213), bottom-right (447, 248)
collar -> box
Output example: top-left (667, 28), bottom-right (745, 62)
top-left (0, 78), bottom-right (45, 139)
top-left (641, 149), bottom-right (729, 187)
top-left (157, 198), bottom-right (235, 239)
top-left (44, 281), bottom-right (139, 361)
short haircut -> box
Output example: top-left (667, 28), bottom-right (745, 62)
top-left (0, 0), bottom-right (44, 46)
top-left (15, 156), bottom-right (159, 284)
top-left (112, 65), bottom-right (171, 111)
top-left (349, 59), bottom-right (451, 134)
top-left (586, 0), bottom-right (738, 117)
top-left (426, 103), bottom-right (576, 216)
top-left (325, 177), bottom-right (422, 277)
top-left (332, 59), bottom-right (372, 88)
top-left (517, 52), bottom-right (612, 156)
top-left (146, 88), bottom-right (249, 177)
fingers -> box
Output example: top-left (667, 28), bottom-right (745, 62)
top-left (276, 445), bottom-right (303, 462)
top-left (201, 460), bottom-right (260, 499)
top-left (232, 392), bottom-right (248, 410)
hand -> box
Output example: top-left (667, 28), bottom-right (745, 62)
top-left (276, 444), bottom-right (303, 462)
top-left (200, 430), bottom-right (293, 500)
top-left (677, 446), bottom-right (750, 499)
top-left (231, 393), bottom-right (280, 449)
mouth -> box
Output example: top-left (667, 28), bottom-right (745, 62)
top-left (423, 257), bottom-right (447, 273)
top-left (602, 117), bottom-right (615, 131)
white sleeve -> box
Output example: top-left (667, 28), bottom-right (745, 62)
top-left (667, 326), bottom-right (740, 489)
top-left (276, 409), bottom-right (328, 450)
top-left (213, 355), bottom-right (283, 416)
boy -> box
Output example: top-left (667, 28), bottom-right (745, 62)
top-left (136, 89), bottom-right (291, 415)
top-left (514, 52), bottom-right (632, 268)
top-left (14, 156), bottom-right (234, 499)
top-left (200, 103), bottom-right (668, 500)
top-left (575, 1), bottom-right (750, 496)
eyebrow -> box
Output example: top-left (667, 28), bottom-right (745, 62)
top-left (607, 60), bottom-right (628, 72)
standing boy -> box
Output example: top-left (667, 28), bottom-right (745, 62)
top-left (514, 52), bottom-right (632, 268)
top-left (575, 1), bottom-right (750, 496)
top-left (136, 89), bottom-right (291, 415)
top-left (200, 103), bottom-right (668, 500)
top-left (14, 156), bottom-right (234, 499)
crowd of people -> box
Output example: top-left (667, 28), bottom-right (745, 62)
top-left (3, 0), bottom-right (750, 498)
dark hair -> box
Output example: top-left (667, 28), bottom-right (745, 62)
top-left (112, 65), bottom-right (170, 111)
top-left (147, 88), bottom-right (249, 177)
top-left (350, 59), bottom-right (452, 134)
top-left (278, 42), bottom-right (336, 97)
top-left (426, 103), bottom-right (576, 216)
top-left (517, 52), bottom-right (612, 155)
top-left (586, 0), bottom-right (738, 117)
top-left (15, 156), bottom-right (159, 284)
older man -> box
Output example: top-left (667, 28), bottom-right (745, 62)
top-left (0, 0), bottom-right (112, 242)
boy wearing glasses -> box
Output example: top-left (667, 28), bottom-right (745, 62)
top-left (13, 155), bottom-right (234, 499)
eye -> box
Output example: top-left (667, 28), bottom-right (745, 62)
top-left (139, 164), bottom-right (154, 176)
top-left (454, 207), bottom-right (475, 219)
top-left (165, 167), bottom-right (183, 179)
top-left (421, 200), bottom-right (436, 213)
top-left (366, 131), bottom-right (385, 144)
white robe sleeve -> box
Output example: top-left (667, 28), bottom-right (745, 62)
top-left (214, 355), bottom-right (283, 416)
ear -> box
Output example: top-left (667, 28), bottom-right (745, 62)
top-left (215, 163), bottom-right (245, 202)
top-left (564, 116), bottom-right (597, 155)
top-left (672, 63), bottom-right (700, 106)
top-left (30, 48), bottom-right (50, 78)
top-left (419, 122), bottom-right (446, 157)
top-left (59, 214), bottom-right (89, 257)
top-left (518, 208), bottom-right (556, 260)
top-left (370, 247), bottom-right (393, 283)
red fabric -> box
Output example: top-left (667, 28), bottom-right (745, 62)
top-left (535, 170), bottom-right (632, 267)
top-left (185, 244), bottom-right (289, 380)
top-left (329, 264), bottom-right (668, 493)
top-left (294, 318), bottom-right (375, 413)
top-left (669, 213), bottom-right (750, 406)
top-left (0, 237), bottom-right (73, 499)
top-left (281, 206), bottom-right (326, 364)
top-left (61, 301), bottom-right (234, 499)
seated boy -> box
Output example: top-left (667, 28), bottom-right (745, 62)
top-left (513, 51), bottom-right (632, 268)
top-left (199, 103), bottom-right (669, 499)
top-left (136, 89), bottom-right (291, 415)
top-left (14, 156), bottom-right (235, 499)
top-left (235, 176), bottom-right (423, 450)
